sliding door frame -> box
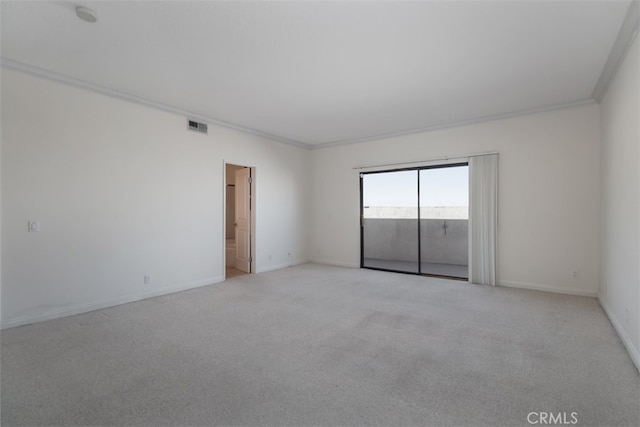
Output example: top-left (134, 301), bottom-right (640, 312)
top-left (360, 162), bottom-right (469, 279)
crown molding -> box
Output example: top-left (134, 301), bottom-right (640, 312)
top-left (310, 98), bottom-right (597, 150)
top-left (592, 0), bottom-right (639, 102)
top-left (0, 58), bottom-right (312, 149)
top-left (0, 58), bottom-right (602, 151)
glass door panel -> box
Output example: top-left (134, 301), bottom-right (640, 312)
top-left (419, 165), bottom-right (469, 279)
top-left (362, 170), bottom-right (419, 273)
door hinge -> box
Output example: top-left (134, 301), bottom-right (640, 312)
top-left (248, 177), bottom-right (252, 184)
top-left (248, 256), bottom-right (253, 263)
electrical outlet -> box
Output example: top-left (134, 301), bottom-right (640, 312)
top-left (144, 275), bottom-right (152, 284)
top-left (28, 221), bottom-right (40, 232)
top-left (572, 270), bottom-right (579, 279)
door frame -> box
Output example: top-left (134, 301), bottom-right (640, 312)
top-left (223, 160), bottom-right (256, 276)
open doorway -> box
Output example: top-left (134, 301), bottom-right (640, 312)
top-left (225, 163), bottom-right (255, 279)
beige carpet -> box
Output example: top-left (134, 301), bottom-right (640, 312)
top-left (2, 264), bottom-right (638, 426)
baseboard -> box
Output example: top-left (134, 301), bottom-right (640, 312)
top-left (310, 259), bottom-right (360, 268)
top-left (256, 259), bottom-right (310, 274)
top-left (599, 297), bottom-right (640, 372)
top-left (1, 275), bottom-right (225, 330)
top-left (498, 280), bottom-right (598, 297)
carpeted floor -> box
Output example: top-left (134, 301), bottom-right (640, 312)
top-left (2, 264), bottom-right (638, 426)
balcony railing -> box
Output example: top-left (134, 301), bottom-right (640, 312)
top-left (362, 217), bottom-right (468, 278)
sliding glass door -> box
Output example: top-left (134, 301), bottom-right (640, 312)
top-left (360, 163), bottom-right (469, 279)
top-left (419, 166), bottom-right (469, 279)
top-left (361, 170), bottom-right (419, 273)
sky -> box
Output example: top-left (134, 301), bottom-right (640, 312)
top-left (362, 166), bottom-right (468, 207)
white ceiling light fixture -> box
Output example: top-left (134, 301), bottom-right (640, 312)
top-left (75, 6), bottom-right (97, 23)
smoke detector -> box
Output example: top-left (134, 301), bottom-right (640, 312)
top-left (76, 6), bottom-right (97, 23)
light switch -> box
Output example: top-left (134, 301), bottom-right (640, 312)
top-left (28, 221), bottom-right (40, 232)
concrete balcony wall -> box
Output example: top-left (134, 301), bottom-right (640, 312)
top-left (363, 218), bottom-right (468, 265)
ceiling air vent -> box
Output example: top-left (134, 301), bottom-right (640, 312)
top-left (187, 119), bottom-right (208, 134)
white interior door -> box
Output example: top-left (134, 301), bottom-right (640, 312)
top-left (235, 167), bottom-right (251, 272)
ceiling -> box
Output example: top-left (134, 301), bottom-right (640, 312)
top-left (0, 1), bottom-right (633, 147)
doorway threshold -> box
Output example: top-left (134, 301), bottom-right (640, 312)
top-left (362, 258), bottom-right (468, 280)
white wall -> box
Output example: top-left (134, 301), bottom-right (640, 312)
top-left (1, 69), bottom-right (310, 328)
top-left (311, 103), bottom-right (602, 296)
top-left (599, 35), bottom-right (639, 369)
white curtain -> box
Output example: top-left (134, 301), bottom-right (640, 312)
top-left (469, 154), bottom-right (498, 286)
